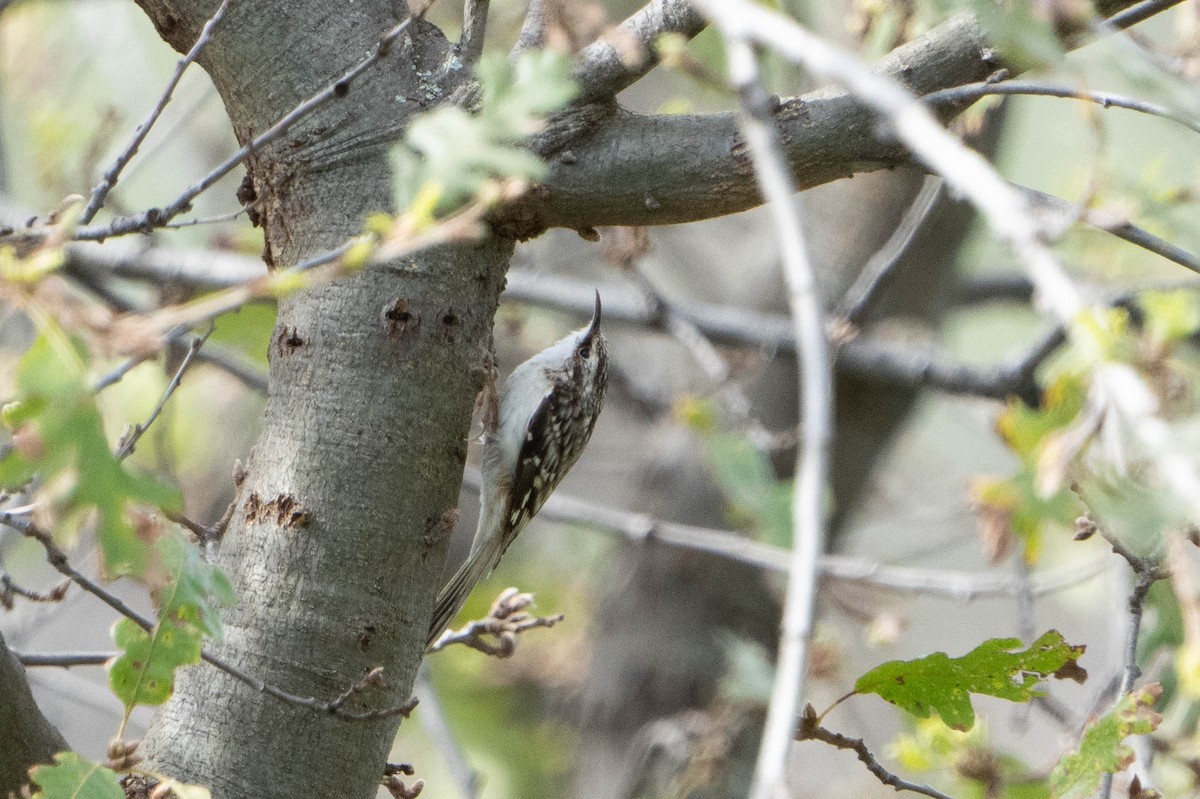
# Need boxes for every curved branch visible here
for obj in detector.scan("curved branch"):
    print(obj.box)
[507,1,1176,237]
[572,0,707,103]
[925,78,1200,137]
[505,13,993,236]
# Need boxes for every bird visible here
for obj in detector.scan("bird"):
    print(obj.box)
[427,291,609,647]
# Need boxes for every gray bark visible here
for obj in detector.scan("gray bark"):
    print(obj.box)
[129,2,508,798]
[0,634,69,795]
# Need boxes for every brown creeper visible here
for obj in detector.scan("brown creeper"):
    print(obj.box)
[427,292,609,646]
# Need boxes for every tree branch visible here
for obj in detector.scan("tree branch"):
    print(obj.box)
[68,5,432,242]
[507,0,1175,237]
[924,77,1200,138]
[502,269,1055,401]
[512,0,546,53]
[114,327,213,460]
[458,0,489,67]
[702,17,833,798]
[511,474,1113,599]
[798,716,958,799]
[572,0,707,103]
[12,650,115,668]
[79,0,233,224]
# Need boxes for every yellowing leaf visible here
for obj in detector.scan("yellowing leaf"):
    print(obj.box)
[1051,685,1162,799]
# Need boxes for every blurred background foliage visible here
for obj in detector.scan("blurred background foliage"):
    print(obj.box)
[2,0,1200,797]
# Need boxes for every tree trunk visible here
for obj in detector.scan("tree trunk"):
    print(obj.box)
[0,634,69,795]
[129,3,509,797]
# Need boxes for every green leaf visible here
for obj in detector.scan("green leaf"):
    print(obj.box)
[29,752,124,799]
[108,615,202,709]
[1050,685,1162,799]
[705,433,792,545]
[156,530,236,640]
[105,530,234,710]
[854,631,1087,731]
[394,48,577,213]
[0,331,181,576]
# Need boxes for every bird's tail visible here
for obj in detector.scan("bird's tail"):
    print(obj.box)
[425,499,505,648]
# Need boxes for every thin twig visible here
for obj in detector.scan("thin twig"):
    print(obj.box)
[474,471,1114,598]
[836,176,943,325]
[502,270,1055,402]
[798,716,958,799]
[79,0,234,224]
[1079,515,1169,799]
[115,326,214,460]
[93,354,150,393]
[426,588,563,656]
[71,4,432,242]
[12,649,115,668]
[1018,184,1200,276]
[1106,0,1190,29]
[571,0,708,103]
[0,511,417,722]
[162,202,257,229]
[1,573,69,609]
[703,20,833,799]
[924,78,1200,138]
[191,344,269,393]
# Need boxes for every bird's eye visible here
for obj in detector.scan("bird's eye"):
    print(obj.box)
[579,343,592,359]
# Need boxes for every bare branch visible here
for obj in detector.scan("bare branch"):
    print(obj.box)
[68,5,433,242]
[459,0,490,67]
[1018,185,1200,276]
[798,714,958,799]
[426,587,563,656]
[1105,0,1190,29]
[115,327,213,460]
[0,573,68,610]
[836,176,944,325]
[192,344,269,393]
[12,650,115,668]
[503,268,1055,401]
[508,13,992,236]
[924,78,1200,138]
[703,20,833,798]
[508,475,1115,599]
[572,0,707,103]
[79,0,232,224]
[513,0,547,53]
[511,0,1179,237]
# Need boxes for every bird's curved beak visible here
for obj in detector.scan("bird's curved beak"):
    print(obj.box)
[583,290,602,341]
